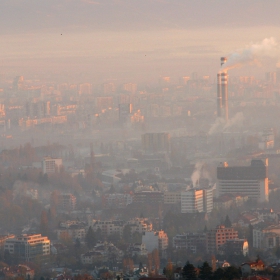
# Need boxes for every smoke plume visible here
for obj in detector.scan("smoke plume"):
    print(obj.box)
[209,112,244,135]
[222,37,278,71]
[191,162,204,188]
[191,162,212,188]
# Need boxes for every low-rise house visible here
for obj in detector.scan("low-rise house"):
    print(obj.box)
[127,243,148,257]
[55,221,87,241]
[241,260,265,276]
[0,265,35,280]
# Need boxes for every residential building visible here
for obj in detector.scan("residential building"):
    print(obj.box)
[217,159,269,202]
[173,233,206,254]
[57,193,76,211]
[206,225,238,254]
[134,191,164,204]
[127,243,148,257]
[218,239,249,256]
[4,234,50,262]
[42,157,63,174]
[126,218,153,234]
[141,132,170,153]
[253,224,280,249]
[55,221,87,241]
[164,191,181,205]
[91,220,125,237]
[241,260,265,276]
[102,193,133,209]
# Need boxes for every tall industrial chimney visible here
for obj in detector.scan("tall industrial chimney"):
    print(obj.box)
[217,57,228,121]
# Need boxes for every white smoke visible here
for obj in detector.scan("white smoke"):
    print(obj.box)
[209,112,244,135]
[222,37,278,71]
[191,162,212,188]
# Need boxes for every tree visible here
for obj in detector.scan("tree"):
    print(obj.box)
[182,261,197,280]
[165,259,174,279]
[152,249,160,275]
[85,226,96,248]
[212,268,224,280]
[199,262,212,280]
[224,215,232,228]
[223,266,241,280]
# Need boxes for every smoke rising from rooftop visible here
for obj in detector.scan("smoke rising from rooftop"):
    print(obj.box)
[222,37,278,71]
[209,112,244,135]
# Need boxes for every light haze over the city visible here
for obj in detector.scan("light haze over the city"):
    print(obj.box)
[1,0,280,82]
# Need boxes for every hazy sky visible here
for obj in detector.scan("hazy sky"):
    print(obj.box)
[1,0,280,83]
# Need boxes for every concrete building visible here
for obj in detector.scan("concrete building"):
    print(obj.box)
[203,187,214,213]
[181,189,204,213]
[4,234,50,262]
[56,221,87,241]
[173,233,206,254]
[134,191,164,204]
[207,225,238,254]
[141,132,170,153]
[253,225,280,249]
[164,191,181,205]
[217,159,269,202]
[91,220,125,237]
[58,193,76,211]
[218,238,249,256]
[126,218,153,234]
[42,157,63,174]
[142,231,168,257]
[102,193,133,209]
[119,103,132,123]
[181,187,213,214]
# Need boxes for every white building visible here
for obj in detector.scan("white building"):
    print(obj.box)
[203,187,214,213]
[181,189,204,213]
[42,157,62,174]
[4,234,50,262]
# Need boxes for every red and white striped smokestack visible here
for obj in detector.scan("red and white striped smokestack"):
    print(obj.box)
[217,73,222,118]
[217,57,228,121]
[221,72,228,121]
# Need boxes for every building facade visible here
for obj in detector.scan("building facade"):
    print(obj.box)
[217,159,269,202]
[207,225,238,254]
[4,234,50,262]
[42,157,63,174]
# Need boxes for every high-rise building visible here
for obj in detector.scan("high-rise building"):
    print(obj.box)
[217,159,269,202]
[4,234,50,262]
[181,189,204,213]
[181,187,213,214]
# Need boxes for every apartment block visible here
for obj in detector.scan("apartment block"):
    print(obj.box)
[4,234,50,262]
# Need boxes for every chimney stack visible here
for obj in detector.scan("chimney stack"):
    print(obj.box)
[217,57,228,121]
